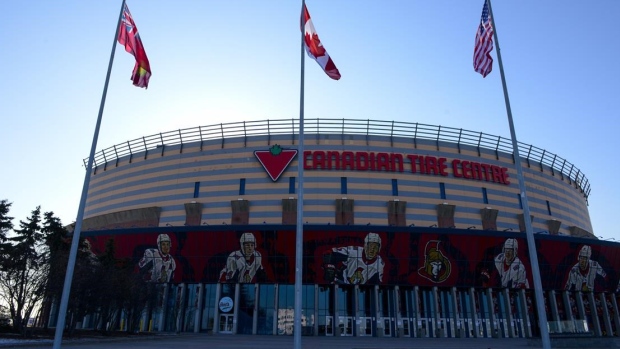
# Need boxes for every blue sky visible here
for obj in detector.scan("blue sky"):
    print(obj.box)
[1,1,618,239]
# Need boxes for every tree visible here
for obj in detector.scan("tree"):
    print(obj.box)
[0,200,14,262]
[40,211,70,329]
[0,206,47,334]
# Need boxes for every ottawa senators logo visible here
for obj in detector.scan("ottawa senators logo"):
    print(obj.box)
[418,240,451,283]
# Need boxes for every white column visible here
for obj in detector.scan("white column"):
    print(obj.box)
[213,283,222,333]
[194,283,203,333]
[599,293,612,337]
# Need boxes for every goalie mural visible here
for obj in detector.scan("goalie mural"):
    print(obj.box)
[138,233,177,283]
[322,232,385,284]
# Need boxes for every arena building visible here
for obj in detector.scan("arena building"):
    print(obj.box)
[61,118,620,340]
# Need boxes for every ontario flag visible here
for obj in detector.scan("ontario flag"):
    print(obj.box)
[473,0,494,78]
[118,3,151,88]
[301,4,341,80]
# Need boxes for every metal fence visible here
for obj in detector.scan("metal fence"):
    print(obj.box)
[85,118,590,198]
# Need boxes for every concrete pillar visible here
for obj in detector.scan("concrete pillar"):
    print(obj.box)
[231,199,249,225]
[548,290,559,332]
[375,285,383,337]
[281,198,297,225]
[194,283,203,333]
[273,284,279,336]
[451,287,464,338]
[314,284,319,336]
[432,287,442,338]
[599,293,613,337]
[587,291,602,336]
[575,291,586,320]
[547,219,562,235]
[184,202,203,226]
[518,289,532,338]
[469,287,480,338]
[252,285,259,335]
[387,200,407,227]
[213,284,221,333]
[480,208,499,231]
[436,203,456,228]
[158,285,169,332]
[175,284,186,333]
[354,284,360,337]
[233,283,240,334]
[335,199,354,225]
[413,286,421,338]
[562,291,574,323]
[486,289,498,338]
[502,289,515,337]
[395,285,403,337]
[334,284,341,336]
[569,226,593,238]
[610,295,620,337]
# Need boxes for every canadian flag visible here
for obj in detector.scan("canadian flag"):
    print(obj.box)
[301,4,341,80]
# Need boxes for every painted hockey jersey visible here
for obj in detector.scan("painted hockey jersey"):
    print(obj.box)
[494,254,529,288]
[220,250,264,283]
[332,246,384,284]
[565,260,606,292]
[138,248,176,283]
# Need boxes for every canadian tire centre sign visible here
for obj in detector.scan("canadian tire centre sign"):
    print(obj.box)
[255,145,510,185]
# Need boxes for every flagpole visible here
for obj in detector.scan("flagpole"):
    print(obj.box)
[293,1,306,348]
[52,1,126,348]
[486,1,550,348]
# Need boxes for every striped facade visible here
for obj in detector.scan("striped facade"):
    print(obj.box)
[56,119,620,341]
[83,123,591,237]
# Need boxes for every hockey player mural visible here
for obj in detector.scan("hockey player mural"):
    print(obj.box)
[219,232,267,283]
[565,245,607,292]
[322,232,385,284]
[480,238,529,289]
[138,233,177,283]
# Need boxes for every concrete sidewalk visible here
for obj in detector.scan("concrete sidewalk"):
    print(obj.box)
[3,333,619,349]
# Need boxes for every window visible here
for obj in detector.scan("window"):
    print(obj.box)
[546,200,552,215]
[517,193,523,209]
[439,183,446,200]
[289,177,296,194]
[392,179,398,196]
[341,177,348,195]
[482,187,488,204]
[193,182,200,198]
[239,178,246,195]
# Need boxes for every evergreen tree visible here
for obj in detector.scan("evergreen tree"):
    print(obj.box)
[40,211,70,329]
[0,206,47,334]
[0,200,14,259]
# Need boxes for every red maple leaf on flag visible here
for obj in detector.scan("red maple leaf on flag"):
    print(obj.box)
[305,33,327,57]
[301,4,340,80]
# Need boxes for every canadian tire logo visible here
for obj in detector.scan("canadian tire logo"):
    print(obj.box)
[254,145,298,182]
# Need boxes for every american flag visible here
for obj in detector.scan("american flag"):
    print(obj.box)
[473,0,494,78]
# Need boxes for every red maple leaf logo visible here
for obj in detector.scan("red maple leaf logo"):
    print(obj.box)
[305,33,326,57]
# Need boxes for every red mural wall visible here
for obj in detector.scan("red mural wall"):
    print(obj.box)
[84,229,620,292]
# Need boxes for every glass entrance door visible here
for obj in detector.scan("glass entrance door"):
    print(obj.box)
[219,314,234,334]
[338,316,354,336]
[359,317,373,336]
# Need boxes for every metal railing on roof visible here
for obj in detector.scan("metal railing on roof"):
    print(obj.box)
[84,118,591,199]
